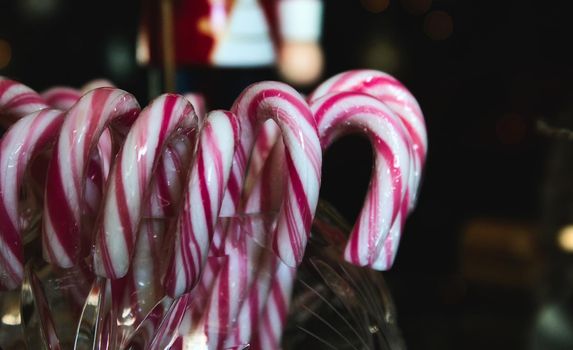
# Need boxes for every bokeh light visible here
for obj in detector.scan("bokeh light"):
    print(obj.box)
[105,36,136,82]
[558,225,573,252]
[0,39,12,70]
[16,0,61,20]
[400,0,432,15]
[361,0,390,14]
[278,42,324,86]
[362,38,401,74]
[424,10,453,40]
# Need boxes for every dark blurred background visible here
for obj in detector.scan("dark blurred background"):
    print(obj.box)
[2,0,573,349]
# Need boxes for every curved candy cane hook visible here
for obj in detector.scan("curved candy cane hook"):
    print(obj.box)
[92,94,198,279]
[225,81,322,267]
[162,109,240,298]
[0,109,65,290]
[1,77,48,128]
[309,69,427,208]
[43,87,141,268]
[310,91,411,269]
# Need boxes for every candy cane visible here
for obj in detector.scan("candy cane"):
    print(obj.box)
[126,141,191,318]
[0,109,65,290]
[43,88,140,268]
[1,77,48,128]
[105,141,193,346]
[116,93,208,323]
[93,94,198,279]
[308,69,426,208]
[38,84,114,224]
[249,261,296,350]
[310,91,411,269]
[225,250,296,350]
[222,81,322,267]
[194,82,320,349]
[41,87,82,111]
[163,110,240,298]
[225,137,292,349]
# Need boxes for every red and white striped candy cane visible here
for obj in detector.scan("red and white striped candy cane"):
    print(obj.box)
[0,109,65,290]
[223,81,322,267]
[93,94,198,279]
[41,87,82,111]
[163,110,240,298]
[226,252,295,350]
[198,81,320,349]
[0,77,48,128]
[249,261,296,350]
[116,93,208,322]
[39,84,114,222]
[310,91,411,269]
[43,88,140,268]
[201,236,251,349]
[124,141,191,320]
[309,69,426,208]
[226,137,293,349]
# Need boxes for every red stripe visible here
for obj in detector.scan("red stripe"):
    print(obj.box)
[197,138,213,231]
[372,135,402,221]
[84,90,113,159]
[365,75,403,90]
[329,71,355,94]
[0,79,16,97]
[215,258,230,347]
[285,152,312,230]
[247,88,314,126]
[157,95,177,148]
[45,149,81,261]
[271,278,288,320]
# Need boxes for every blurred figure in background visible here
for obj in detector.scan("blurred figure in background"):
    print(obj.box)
[137,0,324,107]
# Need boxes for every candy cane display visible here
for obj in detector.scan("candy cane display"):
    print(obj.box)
[0,77,48,128]
[93,94,198,279]
[0,72,427,348]
[308,69,426,208]
[310,91,411,269]
[43,88,141,268]
[0,109,65,290]
[163,110,240,298]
